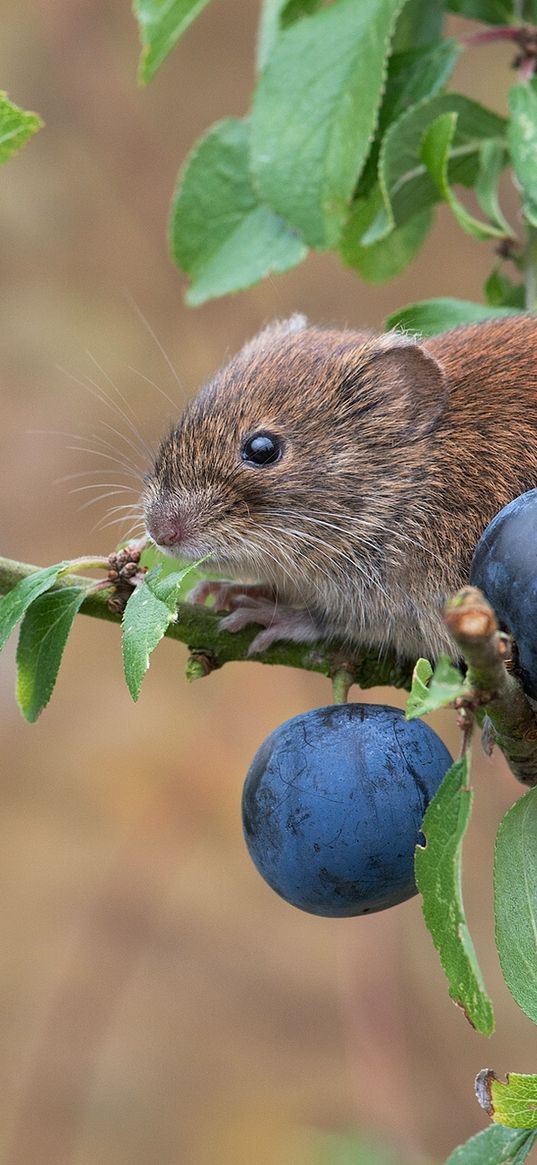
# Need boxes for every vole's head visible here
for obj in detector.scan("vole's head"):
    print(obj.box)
[143,316,446,596]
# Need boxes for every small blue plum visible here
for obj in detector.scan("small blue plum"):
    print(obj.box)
[241,704,452,917]
[470,489,537,698]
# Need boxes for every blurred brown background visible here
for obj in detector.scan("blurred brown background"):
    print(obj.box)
[1,5,535,1164]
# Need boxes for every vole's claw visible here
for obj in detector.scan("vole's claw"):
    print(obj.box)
[219,602,321,655]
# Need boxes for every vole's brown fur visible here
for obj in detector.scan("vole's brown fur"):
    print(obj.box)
[144,314,537,662]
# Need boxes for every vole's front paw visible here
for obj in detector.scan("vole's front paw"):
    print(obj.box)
[188,579,274,612]
[221,601,322,656]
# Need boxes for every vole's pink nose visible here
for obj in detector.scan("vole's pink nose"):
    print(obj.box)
[145,512,186,549]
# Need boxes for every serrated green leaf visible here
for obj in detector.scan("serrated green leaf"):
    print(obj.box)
[0,92,42,165]
[421,112,509,240]
[251,0,406,249]
[476,1072,537,1130]
[15,586,86,722]
[415,753,495,1035]
[133,0,213,83]
[508,82,537,230]
[495,787,537,1023]
[406,655,466,719]
[122,565,196,700]
[340,187,432,281]
[0,562,73,651]
[257,0,322,72]
[385,297,520,335]
[445,1124,537,1165]
[170,118,307,304]
[364,94,506,245]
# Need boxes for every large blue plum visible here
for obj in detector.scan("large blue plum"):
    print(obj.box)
[241,704,452,917]
[470,489,537,698]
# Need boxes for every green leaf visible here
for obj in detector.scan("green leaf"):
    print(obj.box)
[421,112,509,240]
[0,92,42,165]
[476,1072,537,1130]
[474,141,512,235]
[170,118,307,304]
[406,655,466,719]
[133,0,213,83]
[0,562,73,651]
[386,297,521,336]
[257,0,322,72]
[415,753,495,1035]
[495,787,537,1023]
[484,268,525,308]
[391,0,444,52]
[447,0,516,20]
[251,0,407,249]
[364,94,506,245]
[445,1125,537,1165]
[340,189,432,281]
[508,82,537,230]
[15,586,86,722]
[122,565,196,700]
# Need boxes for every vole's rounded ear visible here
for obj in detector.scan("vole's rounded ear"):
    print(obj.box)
[369,333,448,434]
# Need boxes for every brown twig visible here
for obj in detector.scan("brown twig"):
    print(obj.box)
[444,587,537,786]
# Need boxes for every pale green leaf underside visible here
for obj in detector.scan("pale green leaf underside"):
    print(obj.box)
[251,0,406,248]
[0,91,42,165]
[170,118,307,304]
[495,787,537,1023]
[386,297,520,336]
[415,754,494,1035]
[406,655,466,719]
[16,586,86,722]
[133,0,213,83]
[445,1124,537,1165]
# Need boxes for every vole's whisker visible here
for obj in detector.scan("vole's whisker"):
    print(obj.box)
[78,493,139,513]
[70,482,137,495]
[124,292,183,390]
[128,366,179,413]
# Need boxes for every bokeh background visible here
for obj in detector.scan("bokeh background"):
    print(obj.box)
[1,5,535,1164]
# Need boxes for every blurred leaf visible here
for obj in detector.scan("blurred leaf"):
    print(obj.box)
[257,0,322,71]
[391,0,444,52]
[474,141,512,235]
[170,118,307,304]
[386,297,520,335]
[0,561,73,650]
[495,787,537,1023]
[415,753,495,1035]
[364,94,506,244]
[340,190,432,280]
[16,586,86,722]
[445,1125,537,1165]
[133,0,213,83]
[122,564,197,700]
[484,268,525,308]
[421,112,509,239]
[383,39,462,126]
[406,655,465,719]
[476,1072,537,1130]
[0,92,42,164]
[508,82,537,229]
[447,0,516,19]
[251,0,406,249]
[312,1128,400,1165]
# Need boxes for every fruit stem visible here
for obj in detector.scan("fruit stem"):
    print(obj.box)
[331,667,354,705]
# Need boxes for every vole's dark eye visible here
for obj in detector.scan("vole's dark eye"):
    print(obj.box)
[240,431,283,467]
